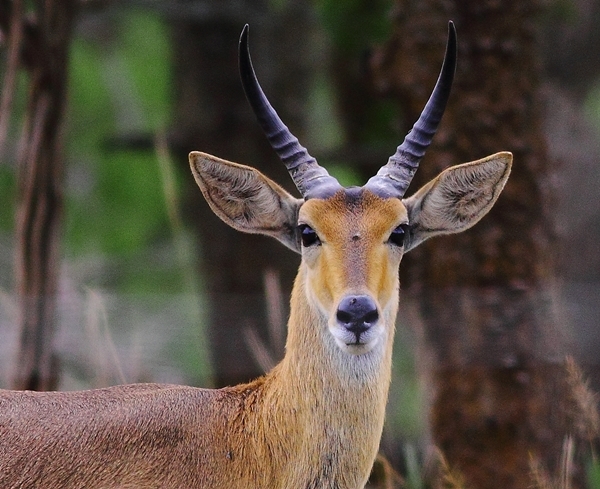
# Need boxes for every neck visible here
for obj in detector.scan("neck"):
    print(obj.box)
[257,266,396,487]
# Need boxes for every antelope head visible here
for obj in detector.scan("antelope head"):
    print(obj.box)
[189,23,512,361]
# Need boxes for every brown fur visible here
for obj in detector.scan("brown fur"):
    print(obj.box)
[0,151,511,488]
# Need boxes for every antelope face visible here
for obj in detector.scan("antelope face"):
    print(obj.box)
[190,21,512,361]
[299,190,408,354]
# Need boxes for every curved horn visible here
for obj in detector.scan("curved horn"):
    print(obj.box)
[239,25,342,199]
[365,21,457,198]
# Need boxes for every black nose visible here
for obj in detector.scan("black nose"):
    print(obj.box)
[336,295,379,339]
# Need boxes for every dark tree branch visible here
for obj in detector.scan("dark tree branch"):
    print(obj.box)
[8,0,78,391]
[0,0,23,156]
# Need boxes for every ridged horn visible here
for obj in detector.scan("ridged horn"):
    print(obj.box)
[239,25,342,199]
[365,21,457,198]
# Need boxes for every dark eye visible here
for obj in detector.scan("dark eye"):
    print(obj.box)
[299,224,320,247]
[388,224,409,247]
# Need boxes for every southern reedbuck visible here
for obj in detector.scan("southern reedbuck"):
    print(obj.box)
[0,23,511,488]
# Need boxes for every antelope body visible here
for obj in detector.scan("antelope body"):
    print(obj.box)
[0,24,512,489]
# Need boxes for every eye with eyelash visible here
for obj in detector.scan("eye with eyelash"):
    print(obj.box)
[388,224,410,247]
[299,224,321,247]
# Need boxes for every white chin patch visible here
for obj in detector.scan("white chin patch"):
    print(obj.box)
[330,327,381,355]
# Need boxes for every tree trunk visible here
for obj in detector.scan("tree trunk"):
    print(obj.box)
[542,0,600,397]
[2,0,77,391]
[370,2,578,488]
[169,2,315,387]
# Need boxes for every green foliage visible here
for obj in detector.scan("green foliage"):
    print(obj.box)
[62,8,212,383]
[585,82,600,132]
[0,71,33,233]
[361,99,400,145]
[65,9,172,265]
[386,323,425,440]
[313,0,401,162]
[544,0,578,24]
[589,458,600,489]
[403,443,424,489]
[307,73,345,153]
[269,0,289,12]
[116,10,171,130]
[326,162,362,187]
[0,166,15,232]
[315,0,394,54]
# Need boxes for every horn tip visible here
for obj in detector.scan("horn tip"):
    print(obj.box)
[448,21,456,36]
[240,24,249,45]
[447,21,457,49]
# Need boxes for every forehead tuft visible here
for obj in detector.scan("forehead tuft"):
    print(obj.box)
[299,188,407,237]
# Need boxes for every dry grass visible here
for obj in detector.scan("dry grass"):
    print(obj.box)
[83,287,128,387]
[565,356,600,442]
[366,453,405,489]
[243,268,286,372]
[424,447,467,489]
[529,356,600,489]
[529,436,575,489]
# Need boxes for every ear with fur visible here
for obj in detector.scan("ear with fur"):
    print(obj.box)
[402,152,512,251]
[189,151,303,253]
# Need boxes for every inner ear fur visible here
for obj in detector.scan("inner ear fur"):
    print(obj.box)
[403,151,512,250]
[189,151,302,252]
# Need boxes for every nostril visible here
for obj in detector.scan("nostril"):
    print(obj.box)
[336,295,379,329]
[336,309,354,325]
[363,309,379,325]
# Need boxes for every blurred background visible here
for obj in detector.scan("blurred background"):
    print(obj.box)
[1,1,600,487]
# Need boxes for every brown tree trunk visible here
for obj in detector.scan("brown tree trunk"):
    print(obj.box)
[542,1,600,397]
[371,2,578,488]
[169,2,315,387]
[1,1,77,391]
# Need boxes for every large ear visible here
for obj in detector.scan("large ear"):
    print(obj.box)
[189,151,303,253]
[402,152,512,251]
